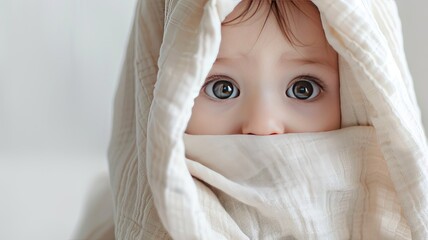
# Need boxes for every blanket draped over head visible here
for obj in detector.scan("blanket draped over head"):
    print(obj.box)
[82,0,428,239]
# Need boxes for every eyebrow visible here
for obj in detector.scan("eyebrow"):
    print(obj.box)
[215,52,248,60]
[281,49,338,68]
[215,54,336,70]
[286,57,329,66]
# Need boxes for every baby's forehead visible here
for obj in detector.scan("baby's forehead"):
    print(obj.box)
[222,0,323,43]
[220,2,332,60]
[216,29,337,71]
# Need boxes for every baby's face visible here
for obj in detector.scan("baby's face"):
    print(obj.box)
[186,2,340,135]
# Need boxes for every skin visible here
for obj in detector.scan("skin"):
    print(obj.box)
[186,1,340,135]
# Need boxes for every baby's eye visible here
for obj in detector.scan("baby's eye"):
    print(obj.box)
[204,79,240,99]
[286,77,321,100]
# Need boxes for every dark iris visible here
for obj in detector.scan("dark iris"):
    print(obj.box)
[292,80,313,100]
[213,80,235,99]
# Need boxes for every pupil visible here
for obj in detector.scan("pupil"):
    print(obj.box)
[293,81,313,99]
[214,81,233,99]
[222,85,232,94]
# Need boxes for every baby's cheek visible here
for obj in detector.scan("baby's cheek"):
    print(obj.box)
[186,100,208,134]
[319,106,341,131]
[186,97,233,135]
[291,101,340,132]
[315,99,341,131]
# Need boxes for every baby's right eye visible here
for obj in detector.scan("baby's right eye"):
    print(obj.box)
[204,78,240,100]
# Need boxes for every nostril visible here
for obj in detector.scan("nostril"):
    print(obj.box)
[245,132,279,136]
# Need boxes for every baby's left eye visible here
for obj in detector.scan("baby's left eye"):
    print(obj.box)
[286,77,322,100]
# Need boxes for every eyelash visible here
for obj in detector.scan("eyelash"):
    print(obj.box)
[204,75,235,85]
[291,74,325,89]
[202,75,240,100]
[202,74,326,99]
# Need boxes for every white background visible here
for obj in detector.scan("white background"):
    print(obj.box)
[0,0,137,239]
[0,1,427,239]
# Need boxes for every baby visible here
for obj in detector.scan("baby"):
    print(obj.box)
[186,0,340,135]
[102,0,423,238]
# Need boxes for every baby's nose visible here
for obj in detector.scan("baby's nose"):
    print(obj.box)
[241,98,286,135]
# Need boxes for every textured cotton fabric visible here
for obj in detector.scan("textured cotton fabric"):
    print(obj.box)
[103,0,428,239]
[184,126,413,239]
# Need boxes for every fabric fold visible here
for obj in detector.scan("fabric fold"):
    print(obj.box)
[184,126,410,239]
[312,1,428,237]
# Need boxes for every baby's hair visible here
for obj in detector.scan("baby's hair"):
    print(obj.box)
[223,0,317,46]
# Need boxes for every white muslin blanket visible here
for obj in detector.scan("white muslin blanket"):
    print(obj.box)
[84,0,428,239]
[184,126,410,239]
